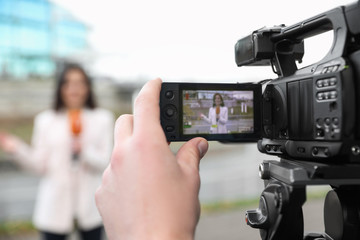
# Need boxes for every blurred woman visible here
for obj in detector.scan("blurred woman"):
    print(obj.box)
[201,93,228,134]
[0,64,114,240]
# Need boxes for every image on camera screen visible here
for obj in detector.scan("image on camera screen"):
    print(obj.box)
[182,90,254,135]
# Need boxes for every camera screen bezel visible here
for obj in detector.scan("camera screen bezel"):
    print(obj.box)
[178,83,262,142]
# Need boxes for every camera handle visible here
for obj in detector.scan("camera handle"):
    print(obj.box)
[246,159,360,240]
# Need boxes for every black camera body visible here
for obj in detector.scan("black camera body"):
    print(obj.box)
[256,53,356,161]
[235,1,360,162]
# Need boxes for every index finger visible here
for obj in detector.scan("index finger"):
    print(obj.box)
[133,78,163,135]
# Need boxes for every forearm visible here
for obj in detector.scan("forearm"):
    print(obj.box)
[81,146,110,172]
[202,115,210,123]
[218,109,228,124]
[13,142,47,175]
[218,116,227,124]
[202,110,212,123]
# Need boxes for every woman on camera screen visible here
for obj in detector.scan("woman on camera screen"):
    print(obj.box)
[201,93,228,134]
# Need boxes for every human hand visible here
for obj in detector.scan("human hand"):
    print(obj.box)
[95,78,209,240]
[0,133,21,154]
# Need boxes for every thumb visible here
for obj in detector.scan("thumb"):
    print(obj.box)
[176,137,208,171]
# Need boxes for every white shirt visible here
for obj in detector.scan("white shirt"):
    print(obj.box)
[202,106,228,134]
[14,108,114,233]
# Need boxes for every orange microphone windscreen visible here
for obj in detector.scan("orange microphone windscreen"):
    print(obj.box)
[69,110,82,136]
[216,106,220,115]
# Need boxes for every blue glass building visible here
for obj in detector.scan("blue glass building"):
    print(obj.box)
[0,0,89,80]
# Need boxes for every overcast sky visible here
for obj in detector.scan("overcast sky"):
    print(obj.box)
[52,0,355,83]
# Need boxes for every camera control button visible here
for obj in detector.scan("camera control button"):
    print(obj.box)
[317,92,324,100]
[163,105,177,119]
[324,118,331,126]
[165,126,175,132]
[165,91,174,99]
[329,77,337,86]
[316,128,324,137]
[316,80,323,88]
[323,79,329,87]
[324,92,330,100]
[316,118,323,127]
[265,145,271,152]
[165,108,175,117]
[324,148,330,156]
[297,147,305,153]
[312,147,319,155]
[330,91,337,99]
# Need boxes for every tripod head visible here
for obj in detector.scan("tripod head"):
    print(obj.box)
[246,159,360,240]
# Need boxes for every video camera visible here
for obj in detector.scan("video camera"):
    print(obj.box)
[235,2,360,163]
[160,1,360,239]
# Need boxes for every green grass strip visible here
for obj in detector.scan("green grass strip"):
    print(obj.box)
[0,221,36,235]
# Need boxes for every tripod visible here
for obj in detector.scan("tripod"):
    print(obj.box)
[245,159,360,240]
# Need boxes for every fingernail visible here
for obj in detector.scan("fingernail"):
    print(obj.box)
[197,139,208,158]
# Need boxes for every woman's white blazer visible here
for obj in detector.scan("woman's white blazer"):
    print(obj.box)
[203,106,228,133]
[14,108,114,234]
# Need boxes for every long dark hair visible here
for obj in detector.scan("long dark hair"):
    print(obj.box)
[53,63,97,111]
[212,93,224,107]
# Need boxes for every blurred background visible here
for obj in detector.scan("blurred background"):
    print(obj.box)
[0,0,354,239]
